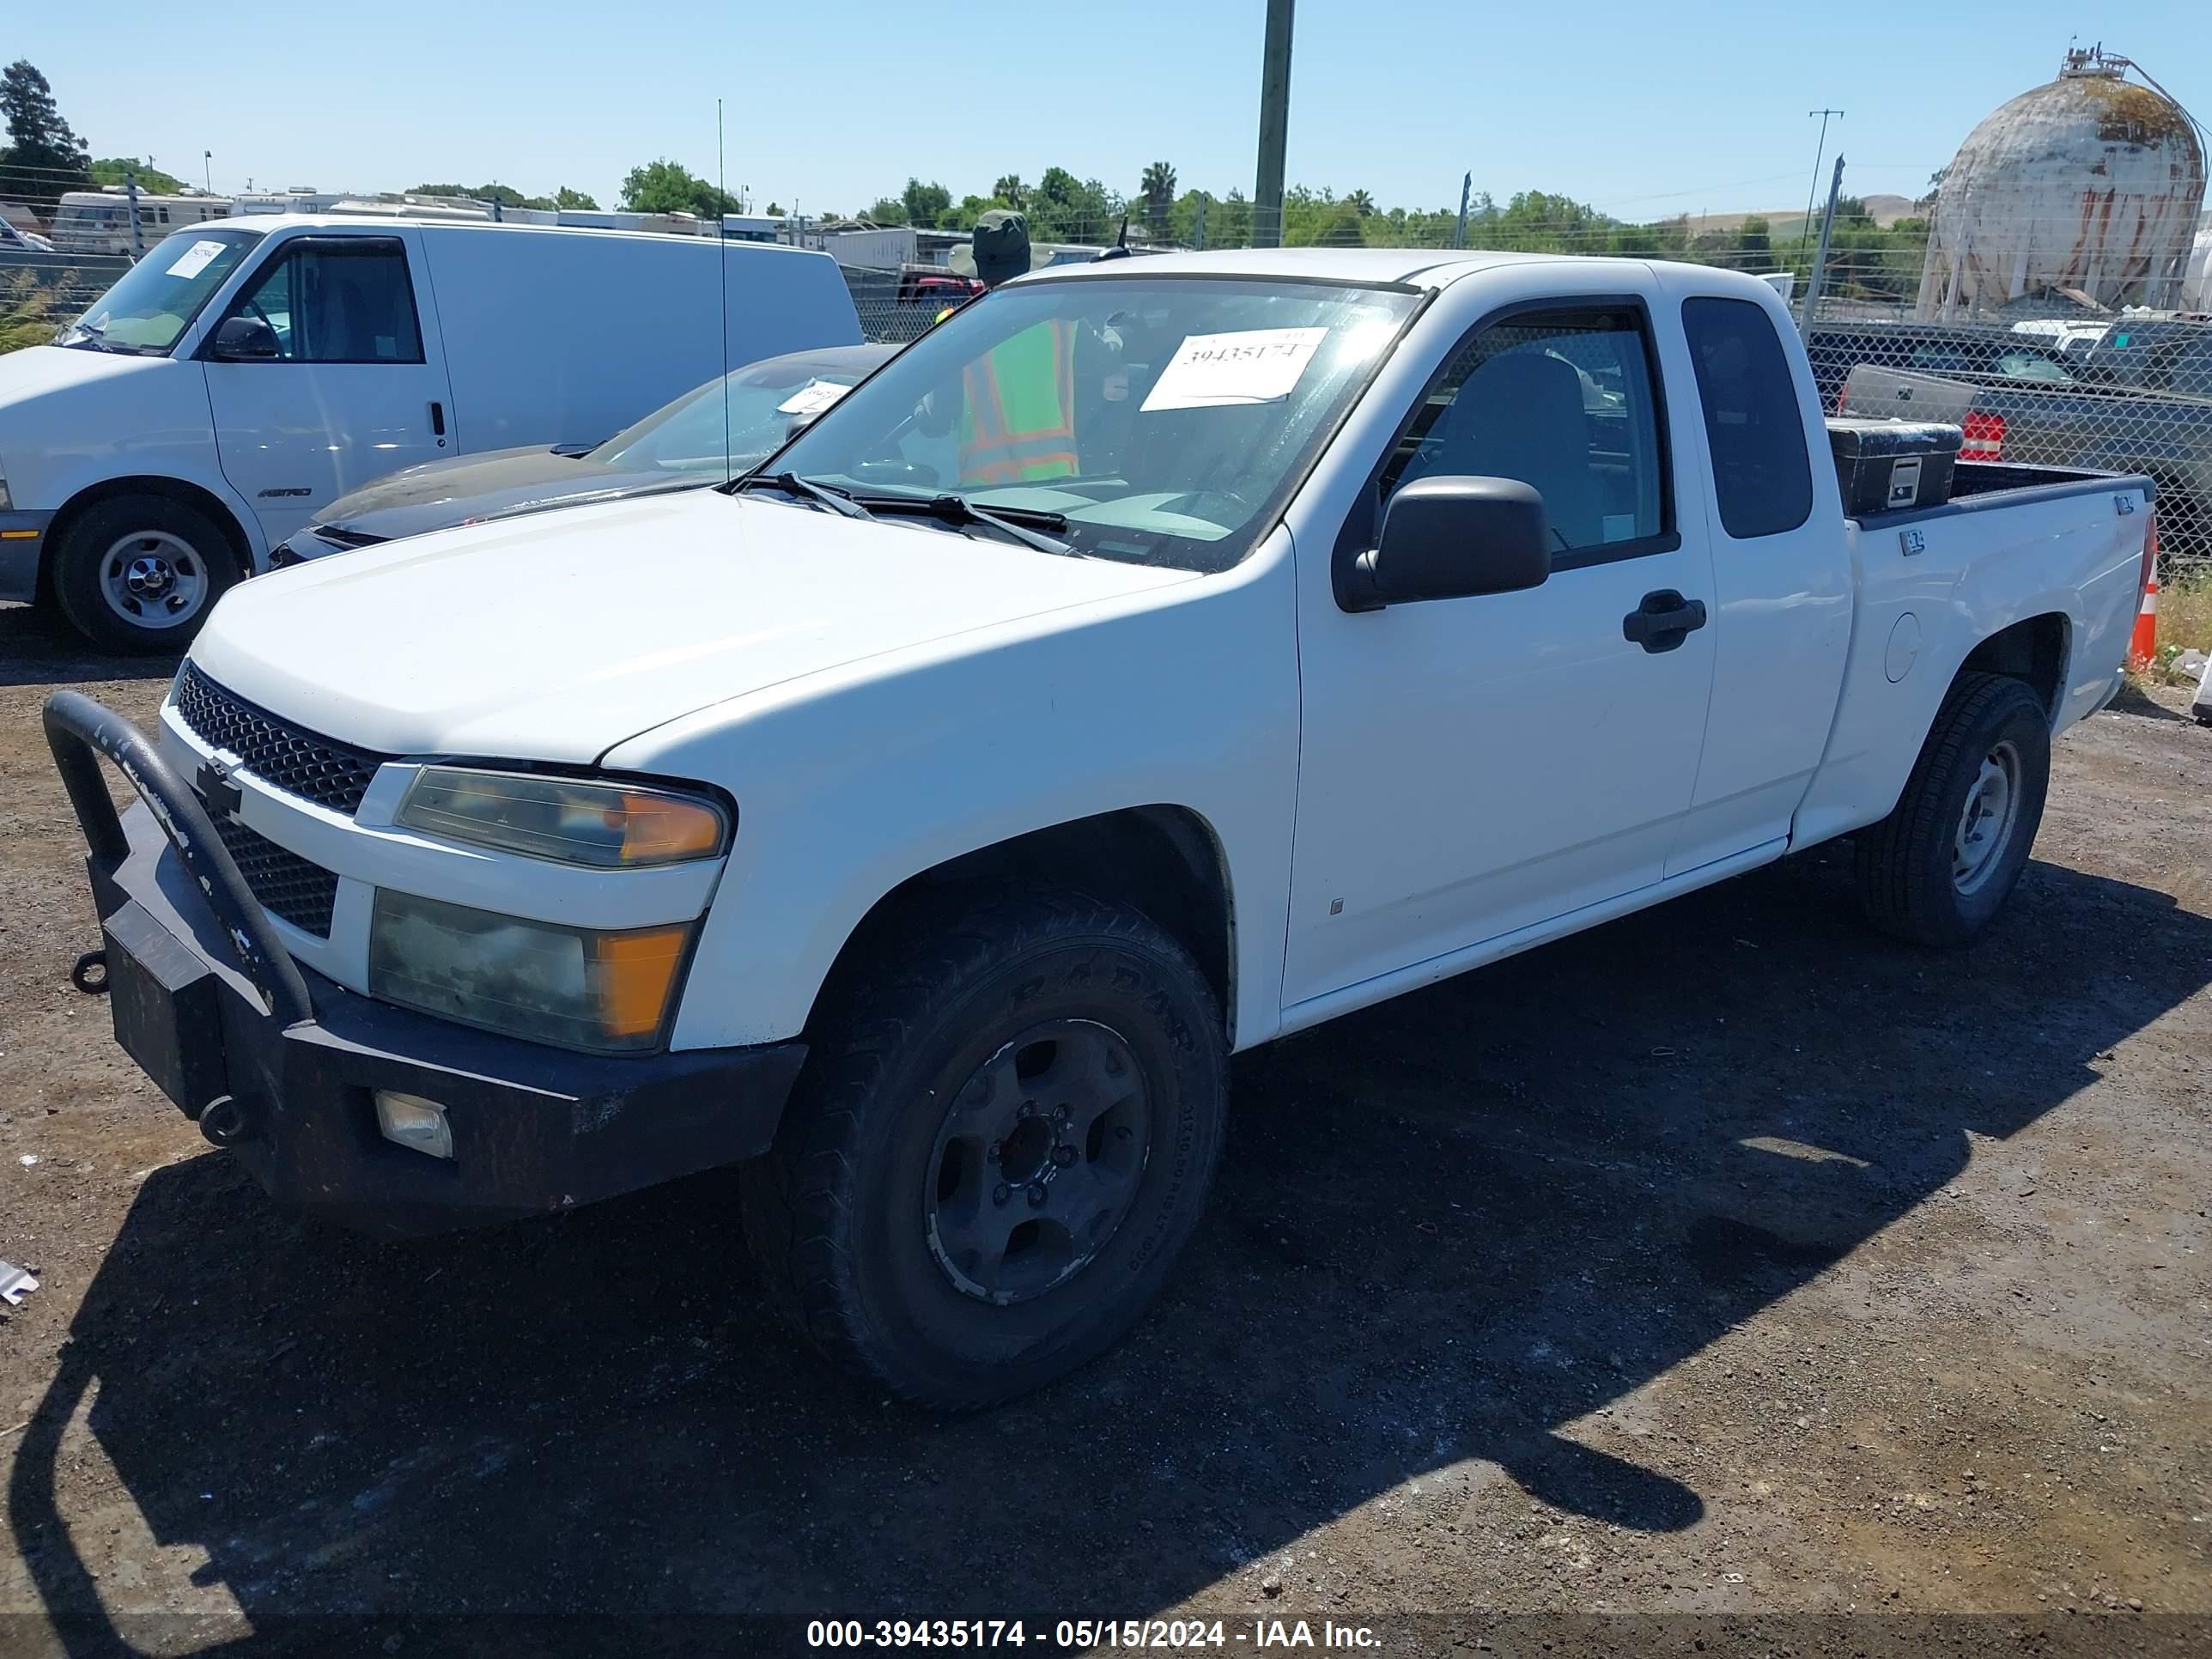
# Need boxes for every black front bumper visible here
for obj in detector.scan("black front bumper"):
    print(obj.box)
[44,691,806,1238]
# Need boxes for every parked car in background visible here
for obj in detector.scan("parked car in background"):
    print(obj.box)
[52,189,234,255]
[51,250,2151,1407]
[1802,319,2072,410]
[269,343,896,564]
[0,216,861,648]
[0,219,55,252]
[1841,338,2212,555]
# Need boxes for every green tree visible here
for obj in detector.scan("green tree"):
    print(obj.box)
[865,196,908,226]
[1735,214,1773,267]
[901,179,951,228]
[992,174,1027,210]
[553,185,599,211]
[0,60,91,209]
[1346,188,1376,219]
[91,156,186,194]
[1139,161,1176,238]
[763,200,782,216]
[1028,167,1120,244]
[620,158,738,219]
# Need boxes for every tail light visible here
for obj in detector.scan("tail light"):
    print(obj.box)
[1960,410,2005,459]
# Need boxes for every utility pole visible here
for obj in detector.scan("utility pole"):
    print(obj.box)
[1798,155,1845,333]
[1452,171,1472,249]
[1252,0,1294,248]
[124,170,143,258]
[203,149,213,194]
[1801,109,1842,250]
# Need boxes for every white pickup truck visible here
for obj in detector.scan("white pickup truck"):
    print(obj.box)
[48,248,2154,1408]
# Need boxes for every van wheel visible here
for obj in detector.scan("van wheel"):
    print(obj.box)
[741,888,1227,1409]
[53,495,240,653]
[1856,672,2051,946]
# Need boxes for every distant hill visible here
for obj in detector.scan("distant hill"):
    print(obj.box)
[1673,193,1919,236]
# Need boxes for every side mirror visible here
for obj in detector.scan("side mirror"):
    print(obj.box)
[210,314,279,361]
[1344,476,1552,611]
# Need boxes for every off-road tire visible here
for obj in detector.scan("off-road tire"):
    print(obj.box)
[1856,672,2051,946]
[740,887,1227,1409]
[53,495,240,653]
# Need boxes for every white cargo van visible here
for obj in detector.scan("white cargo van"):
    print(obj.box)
[0,216,863,647]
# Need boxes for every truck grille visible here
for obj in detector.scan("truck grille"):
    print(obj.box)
[209,813,339,939]
[173,662,389,815]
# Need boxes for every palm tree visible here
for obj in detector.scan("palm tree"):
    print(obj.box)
[993,174,1027,210]
[1347,188,1376,218]
[1140,161,1177,236]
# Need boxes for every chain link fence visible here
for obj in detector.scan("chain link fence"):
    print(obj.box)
[9,176,2206,578]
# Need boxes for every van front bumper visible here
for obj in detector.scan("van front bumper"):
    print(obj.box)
[0,511,52,604]
[43,690,806,1238]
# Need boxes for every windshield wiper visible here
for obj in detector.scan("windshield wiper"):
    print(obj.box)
[849,493,1072,556]
[56,320,142,355]
[728,471,875,520]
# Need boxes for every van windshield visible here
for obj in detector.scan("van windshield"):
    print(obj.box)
[57,226,265,355]
[757,276,1421,574]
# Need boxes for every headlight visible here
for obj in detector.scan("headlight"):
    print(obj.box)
[369,890,692,1053]
[396,768,729,868]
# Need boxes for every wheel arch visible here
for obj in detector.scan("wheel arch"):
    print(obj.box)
[1955,610,2070,721]
[807,804,1237,1044]
[38,474,257,606]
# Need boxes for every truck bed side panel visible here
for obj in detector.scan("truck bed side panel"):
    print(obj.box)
[1791,477,2148,851]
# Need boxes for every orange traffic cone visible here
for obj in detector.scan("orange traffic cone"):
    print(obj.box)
[2129,572,2160,670]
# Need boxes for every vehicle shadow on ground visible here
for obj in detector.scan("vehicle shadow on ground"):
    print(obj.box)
[0,607,177,690]
[12,846,2209,1651]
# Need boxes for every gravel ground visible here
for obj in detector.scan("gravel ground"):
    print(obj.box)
[0,603,2207,1658]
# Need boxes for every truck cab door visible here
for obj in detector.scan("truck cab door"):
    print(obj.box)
[203,230,453,548]
[1282,281,1721,1012]
[1658,285,1854,875]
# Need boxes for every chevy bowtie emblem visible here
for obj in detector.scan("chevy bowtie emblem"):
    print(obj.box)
[197,761,242,820]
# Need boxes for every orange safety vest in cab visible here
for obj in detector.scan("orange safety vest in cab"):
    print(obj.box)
[957,319,1079,486]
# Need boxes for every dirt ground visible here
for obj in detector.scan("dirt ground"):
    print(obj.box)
[0,600,2207,1658]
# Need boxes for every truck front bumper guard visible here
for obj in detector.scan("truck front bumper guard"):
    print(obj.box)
[43,690,805,1237]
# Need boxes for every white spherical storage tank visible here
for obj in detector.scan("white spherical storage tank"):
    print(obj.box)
[1917,48,2206,319]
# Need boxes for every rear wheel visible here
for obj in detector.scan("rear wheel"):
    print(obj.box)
[1855,672,2051,945]
[53,495,240,653]
[740,888,1227,1408]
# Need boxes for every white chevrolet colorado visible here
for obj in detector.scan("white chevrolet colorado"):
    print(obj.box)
[48,249,2155,1407]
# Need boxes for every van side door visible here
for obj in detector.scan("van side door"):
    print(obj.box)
[201,229,454,547]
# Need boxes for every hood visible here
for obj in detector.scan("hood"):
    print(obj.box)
[0,343,167,414]
[308,447,700,544]
[191,488,1194,763]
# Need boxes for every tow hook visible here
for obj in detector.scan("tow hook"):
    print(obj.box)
[198,1096,259,1148]
[70,951,108,995]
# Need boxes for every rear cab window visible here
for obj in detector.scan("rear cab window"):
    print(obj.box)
[1681,296,1814,539]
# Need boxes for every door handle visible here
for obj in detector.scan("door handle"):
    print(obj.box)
[428,400,446,437]
[1622,589,1708,654]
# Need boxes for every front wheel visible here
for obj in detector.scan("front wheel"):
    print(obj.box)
[741,888,1227,1408]
[1856,672,2051,945]
[52,495,241,653]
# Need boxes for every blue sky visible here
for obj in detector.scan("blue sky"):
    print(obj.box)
[10,2,2200,222]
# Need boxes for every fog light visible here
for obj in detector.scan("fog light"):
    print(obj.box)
[374,1090,453,1159]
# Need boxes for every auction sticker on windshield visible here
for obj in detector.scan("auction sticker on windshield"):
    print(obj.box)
[165,240,228,280]
[777,380,848,417]
[1141,326,1328,411]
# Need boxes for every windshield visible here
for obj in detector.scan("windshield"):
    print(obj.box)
[593,356,881,476]
[56,226,264,354]
[762,276,1421,573]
